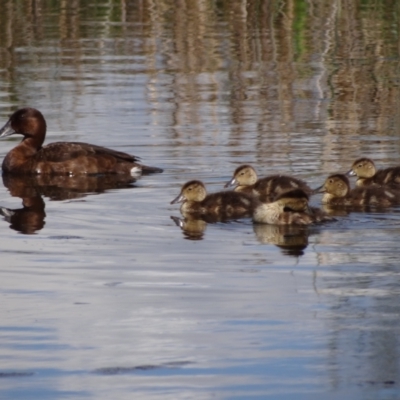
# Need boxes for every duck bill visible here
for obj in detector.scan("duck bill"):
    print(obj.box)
[224,177,237,188]
[311,185,325,194]
[170,193,185,205]
[346,169,356,177]
[0,119,16,138]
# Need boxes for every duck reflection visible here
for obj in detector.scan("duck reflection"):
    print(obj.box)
[253,223,310,256]
[1,174,137,234]
[171,215,207,240]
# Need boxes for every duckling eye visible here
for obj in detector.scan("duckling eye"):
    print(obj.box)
[328,179,333,183]
[358,164,362,168]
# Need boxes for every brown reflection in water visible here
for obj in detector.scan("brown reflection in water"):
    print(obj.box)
[0,189,45,234]
[170,215,207,241]
[1,174,137,234]
[253,223,309,257]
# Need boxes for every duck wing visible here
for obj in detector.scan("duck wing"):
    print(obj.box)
[38,142,139,163]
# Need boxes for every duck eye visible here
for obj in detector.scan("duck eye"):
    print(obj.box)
[329,179,333,183]
[358,164,362,168]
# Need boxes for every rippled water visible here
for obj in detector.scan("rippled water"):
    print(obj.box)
[0,1,400,399]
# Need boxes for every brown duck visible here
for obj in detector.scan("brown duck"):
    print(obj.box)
[225,164,312,202]
[316,173,400,207]
[347,157,400,187]
[171,180,257,220]
[252,188,334,225]
[0,107,163,176]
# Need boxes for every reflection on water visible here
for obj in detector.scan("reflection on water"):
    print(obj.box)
[170,215,207,240]
[253,223,310,257]
[0,174,136,234]
[0,0,400,399]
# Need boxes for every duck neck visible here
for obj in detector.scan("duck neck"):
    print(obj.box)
[22,134,44,151]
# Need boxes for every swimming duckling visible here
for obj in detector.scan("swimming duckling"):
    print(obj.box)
[225,164,312,202]
[171,180,257,220]
[0,107,163,176]
[252,189,333,225]
[347,157,400,187]
[316,174,400,207]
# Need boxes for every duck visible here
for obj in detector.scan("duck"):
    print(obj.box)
[347,157,400,187]
[225,164,312,202]
[252,188,334,225]
[0,107,163,176]
[316,173,400,207]
[170,180,258,220]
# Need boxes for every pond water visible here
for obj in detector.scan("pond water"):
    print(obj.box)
[0,1,400,399]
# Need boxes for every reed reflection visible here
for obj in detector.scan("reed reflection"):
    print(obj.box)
[1,174,137,234]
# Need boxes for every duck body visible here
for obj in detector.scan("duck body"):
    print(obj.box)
[347,157,400,187]
[0,108,163,176]
[318,174,400,207]
[225,164,312,202]
[252,189,334,225]
[171,180,257,220]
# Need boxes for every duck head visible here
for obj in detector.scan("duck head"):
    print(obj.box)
[171,180,207,204]
[346,158,376,178]
[273,189,310,212]
[0,108,47,149]
[315,174,350,197]
[225,164,258,188]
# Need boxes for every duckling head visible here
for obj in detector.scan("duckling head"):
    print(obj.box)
[225,165,258,188]
[316,174,350,198]
[171,180,207,204]
[347,157,376,178]
[273,189,310,212]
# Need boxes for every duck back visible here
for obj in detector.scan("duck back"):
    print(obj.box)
[253,175,312,202]
[183,191,257,220]
[327,186,400,207]
[358,167,400,187]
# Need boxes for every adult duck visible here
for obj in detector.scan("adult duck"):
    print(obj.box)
[0,107,163,175]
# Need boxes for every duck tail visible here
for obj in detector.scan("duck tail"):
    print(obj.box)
[140,163,164,174]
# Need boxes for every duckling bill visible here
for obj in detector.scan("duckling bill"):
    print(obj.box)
[0,107,163,176]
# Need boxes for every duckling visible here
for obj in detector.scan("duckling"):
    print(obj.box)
[225,164,312,202]
[171,180,257,220]
[316,174,400,207]
[252,189,334,225]
[347,157,400,187]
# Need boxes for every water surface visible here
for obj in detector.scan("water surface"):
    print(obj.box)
[0,1,400,399]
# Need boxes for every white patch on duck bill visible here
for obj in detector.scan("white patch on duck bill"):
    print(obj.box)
[130,166,142,177]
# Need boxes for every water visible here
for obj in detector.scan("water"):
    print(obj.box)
[0,1,400,399]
